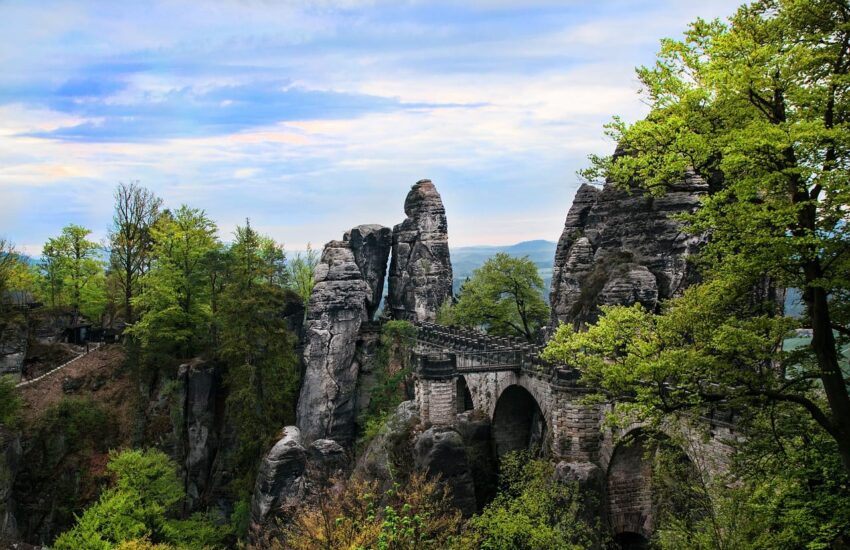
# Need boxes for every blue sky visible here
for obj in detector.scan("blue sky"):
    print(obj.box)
[0,0,743,255]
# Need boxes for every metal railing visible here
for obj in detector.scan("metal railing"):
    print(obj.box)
[413,321,581,385]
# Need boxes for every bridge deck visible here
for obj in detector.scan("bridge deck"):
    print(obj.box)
[413,322,581,385]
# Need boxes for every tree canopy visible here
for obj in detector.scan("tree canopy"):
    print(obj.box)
[565,0,850,475]
[440,253,549,342]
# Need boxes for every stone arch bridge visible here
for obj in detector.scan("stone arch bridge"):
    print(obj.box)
[412,321,734,543]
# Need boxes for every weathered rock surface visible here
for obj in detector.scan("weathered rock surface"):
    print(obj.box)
[413,426,477,516]
[176,359,221,512]
[296,239,372,446]
[388,180,453,322]
[250,426,306,530]
[0,429,21,541]
[0,316,27,380]
[355,400,419,482]
[344,225,392,319]
[555,461,605,543]
[454,412,497,509]
[550,173,708,329]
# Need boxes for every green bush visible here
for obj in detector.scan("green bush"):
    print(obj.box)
[356,320,416,450]
[456,452,597,550]
[53,449,228,550]
[0,375,21,429]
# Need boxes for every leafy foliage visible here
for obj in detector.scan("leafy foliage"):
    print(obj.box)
[128,206,219,362]
[357,321,416,449]
[576,0,850,474]
[286,243,319,306]
[654,409,850,549]
[218,221,300,497]
[0,376,21,429]
[53,449,228,550]
[108,181,162,324]
[279,472,462,550]
[37,224,106,319]
[441,253,548,342]
[456,451,598,550]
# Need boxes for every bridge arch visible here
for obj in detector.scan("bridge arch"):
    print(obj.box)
[456,376,474,413]
[491,384,547,457]
[605,427,705,545]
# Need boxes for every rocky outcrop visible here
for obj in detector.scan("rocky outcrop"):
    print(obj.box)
[0,429,21,542]
[355,400,419,482]
[0,315,27,380]
[249,427,347,534]
[550,172,708,329]
[250,427,307,530]
[413,426,477,516]
[454,412,497,509]
[388,180,453,322]
[295,238,373,446]
[344,225,392,319]
[176,359,221,512]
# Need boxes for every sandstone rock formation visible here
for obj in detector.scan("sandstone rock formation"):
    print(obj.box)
[0,316,27,380]
[176,359,221,512]
[550,173,708,329]
[0,429,21,541]
[355,400,419,482]
[344,225,392,319]
[296,228,390,446]
[250,426,306,530]
[388,180,453,322]
[249,427,347,534]
[413,425,477,516]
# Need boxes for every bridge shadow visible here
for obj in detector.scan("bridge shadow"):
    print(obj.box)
[492,384,546,457]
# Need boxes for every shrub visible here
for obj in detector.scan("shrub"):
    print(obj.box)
[279,472,462,550]
[455,451,597,550]
[53,448,228,549]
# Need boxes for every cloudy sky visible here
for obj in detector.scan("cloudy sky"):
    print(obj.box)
[1,0,743,255]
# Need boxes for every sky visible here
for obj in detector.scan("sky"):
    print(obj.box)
[0,0,744,255]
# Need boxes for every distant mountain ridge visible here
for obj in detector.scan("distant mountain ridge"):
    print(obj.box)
[450,240,557,298]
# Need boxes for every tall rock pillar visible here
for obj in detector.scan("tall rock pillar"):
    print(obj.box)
[388,179,453,322]
[296,226,391,446]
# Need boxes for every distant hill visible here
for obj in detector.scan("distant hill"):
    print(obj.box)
[450,240,557,298]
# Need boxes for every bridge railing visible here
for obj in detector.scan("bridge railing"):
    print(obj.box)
[413,321,583,386]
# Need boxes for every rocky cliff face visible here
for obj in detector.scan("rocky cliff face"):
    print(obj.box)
[345,225,393,320]
[388,180,453,323]
[296,228,391,446]
[0,429,21,542]
[550,174,708,329]
[175,359,221,512]
[249,426,345,535]
[0,315,27,380]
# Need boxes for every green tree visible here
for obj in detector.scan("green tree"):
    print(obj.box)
[59,224,102,319]
[286,243,319,306]
[53,449,227,550]
[108,181,162,324]
[39,225,104,318]
[40,238,66,308]
[129,206,219,360]
[217,221,300,497]
[0,376,21,429]
[443,253,548,342]
[574,0,850,475]
[0,238,23,304]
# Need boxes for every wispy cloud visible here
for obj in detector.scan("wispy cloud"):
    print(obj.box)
[0,0,743,252]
